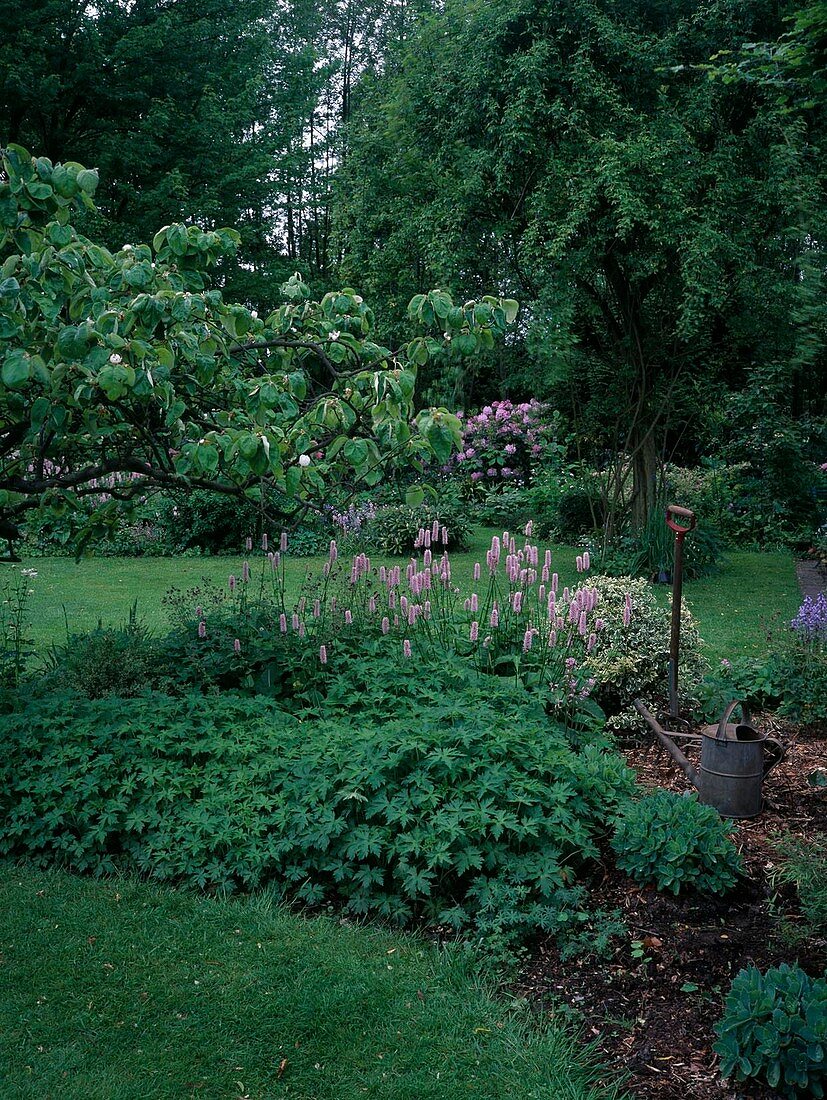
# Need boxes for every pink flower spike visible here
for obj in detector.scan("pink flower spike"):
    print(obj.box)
[623,605,631,627]
[473,562,481,581]
[548,629,557,648]
[432,519,440,541]
[525,520,534,536]
[551,572,559,593]
[369,595,377,613]
[408,605,416,626]
[242,560,250,583]
[490,605,499,628]
[292,613,300,631]
[424,529,431,548]
[583,550,591,571]
[233,638,241,653]
[578,611,588,636]
[198,621,206,638]
[345,609,353,624]
[470,621,479,642]
[403,639,412,658]
[228,575,237,592]
[313,599,321,618]
[587,632,597,652]
[441,526,448,545]
[523,629,533,652]
[280,531,288,552]
[320,645,327,664]
[262,533,269,552]
[512,591,523,614]
[595,618,606,631]
[272,552,280,570]
[470,593,478,613]
[279,614,287,633]
[329,540,338,562]
[381,616,390,635]
[245,537,252,551]
[423,548,432,568]
[298,622,306,639]
[576,554,584,572]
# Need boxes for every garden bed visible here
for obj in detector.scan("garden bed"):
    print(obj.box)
[516,717,827,1100]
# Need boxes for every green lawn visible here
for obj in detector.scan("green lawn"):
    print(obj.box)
[14,534,800,662]
[0,866,626,1100]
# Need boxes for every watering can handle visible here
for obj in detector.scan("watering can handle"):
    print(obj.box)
[762,737,786,776]
[666,504,697,535]
[716,700,752,740]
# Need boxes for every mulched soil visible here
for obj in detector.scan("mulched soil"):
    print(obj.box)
[514,714,827,1100]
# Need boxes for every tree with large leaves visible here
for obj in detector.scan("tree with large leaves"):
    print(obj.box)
[0,145,514,553]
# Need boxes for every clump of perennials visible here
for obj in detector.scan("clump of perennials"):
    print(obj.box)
[190,521,637,715]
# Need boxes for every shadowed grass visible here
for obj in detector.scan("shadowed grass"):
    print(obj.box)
[0,865,627,1100]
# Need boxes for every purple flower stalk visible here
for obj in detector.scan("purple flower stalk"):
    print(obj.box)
[233,638,241,653]
[381,616,390,635]
[245,537,253,551]
[228,575,237,592]
[345,609,353,625]
[280,531,288,552]
[403,639,412,658]
[242,561,250,583]
[262,533,269,551]
[198,621,206,638]
[470,621,479,642]
[280,614,287,633]
[791,593,827,640]
[320,645,328,664]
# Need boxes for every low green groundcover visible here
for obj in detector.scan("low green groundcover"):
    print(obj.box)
[0,674,636,947]
[0,866,629,1100]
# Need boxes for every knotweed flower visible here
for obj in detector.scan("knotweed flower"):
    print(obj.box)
[525,520,534,536]
[298,621,306,638]
[198,621,206,638]
[345,609,353,625]
[242,561,250,583]
[512,591,523,614]
[474,562,481,581]
[280,613,287,633]
[320,645,328,664]
[233,638,241,653]
[490,604,499,628]
[369,595,377,613]
[245,537,253,551]
[262,533,269,551]
[403,639,412,658]
[313,599,321,618]
[292,613,300,631]
[228,575,237,592]
[470,621,479,642]
[280,531,288,552]
[381,616,390,635]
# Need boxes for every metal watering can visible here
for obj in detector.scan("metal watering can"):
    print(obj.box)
[634,504,786,818]
[635,699,785,818]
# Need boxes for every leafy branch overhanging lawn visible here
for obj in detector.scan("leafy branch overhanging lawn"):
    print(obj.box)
[0,866,629,1100]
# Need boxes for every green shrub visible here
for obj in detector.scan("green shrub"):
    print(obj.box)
[713,963,827,1097]
[611,789,744,895]
[555,483,604,540]
[770,834,827,944]
[583,575,707,730]
[0,673,637,951]
[42,604,158,697]
[363,504,471,554]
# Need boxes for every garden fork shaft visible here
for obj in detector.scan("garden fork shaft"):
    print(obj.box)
[665,504,696,719]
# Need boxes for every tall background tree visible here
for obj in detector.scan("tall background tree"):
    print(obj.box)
[335,0,826,526]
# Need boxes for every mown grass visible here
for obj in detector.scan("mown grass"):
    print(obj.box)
[14,534,799,662]
[0,865,626,1100]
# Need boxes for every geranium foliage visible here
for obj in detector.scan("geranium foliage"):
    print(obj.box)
[0,145,514,551]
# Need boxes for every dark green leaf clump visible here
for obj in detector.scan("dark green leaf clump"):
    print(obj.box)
[611,789,743,895]
[713,963,827,1097]
[0,680,636,949]
[364,504,471,555]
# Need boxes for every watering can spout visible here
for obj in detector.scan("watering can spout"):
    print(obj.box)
[633,700,700,788]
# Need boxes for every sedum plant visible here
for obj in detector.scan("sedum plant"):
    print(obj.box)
[611,789,744,895]
[713,963,827,1097]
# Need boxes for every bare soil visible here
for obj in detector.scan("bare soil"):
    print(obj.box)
[515,715,827,1100]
